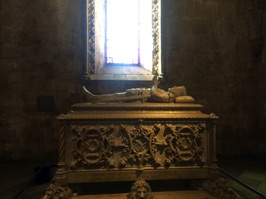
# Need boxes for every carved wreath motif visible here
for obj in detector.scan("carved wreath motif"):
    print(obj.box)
[70,125,114,169]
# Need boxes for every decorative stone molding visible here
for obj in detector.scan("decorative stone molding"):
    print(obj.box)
[152,0,160,76]
[87,0,95,74]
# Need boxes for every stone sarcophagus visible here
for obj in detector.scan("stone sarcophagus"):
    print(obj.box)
[50,102,218,198]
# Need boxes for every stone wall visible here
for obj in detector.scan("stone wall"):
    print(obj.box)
[0,0,83,160]
[0,0,265,161]
[161,0,266,156]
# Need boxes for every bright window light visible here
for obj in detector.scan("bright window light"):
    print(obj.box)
[105,0,152,67]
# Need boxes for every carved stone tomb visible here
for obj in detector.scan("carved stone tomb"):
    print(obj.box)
[45,102,218,198]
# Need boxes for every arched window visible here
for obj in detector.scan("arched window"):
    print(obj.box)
[83,0,161,81]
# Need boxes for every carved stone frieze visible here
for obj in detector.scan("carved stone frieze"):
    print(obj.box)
[69,122,206,170]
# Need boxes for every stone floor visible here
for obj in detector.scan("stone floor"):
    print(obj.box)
[0,155,265,199]
[218,155,266,198]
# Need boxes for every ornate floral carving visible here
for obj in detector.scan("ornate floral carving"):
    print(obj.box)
[111,125,131,168]
[127,180,153,199]
[70,125,133,169]
[121,123,153,168]
[150,124,206,167]
[70,123,206,169]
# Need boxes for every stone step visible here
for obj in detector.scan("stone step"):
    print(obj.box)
[70,190,218,199]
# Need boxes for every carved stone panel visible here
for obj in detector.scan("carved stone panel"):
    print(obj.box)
[68,122,206,170]
[70,125,114,169]
[150,123,206,168]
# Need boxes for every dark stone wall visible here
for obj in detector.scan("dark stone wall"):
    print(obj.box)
[161,0,266,157]
[0,0,265,161]
[0,0,83,160]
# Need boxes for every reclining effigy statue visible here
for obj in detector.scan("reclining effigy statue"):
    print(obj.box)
[83,76,195,103]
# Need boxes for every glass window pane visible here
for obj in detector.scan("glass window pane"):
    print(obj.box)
[106,0,139,65]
